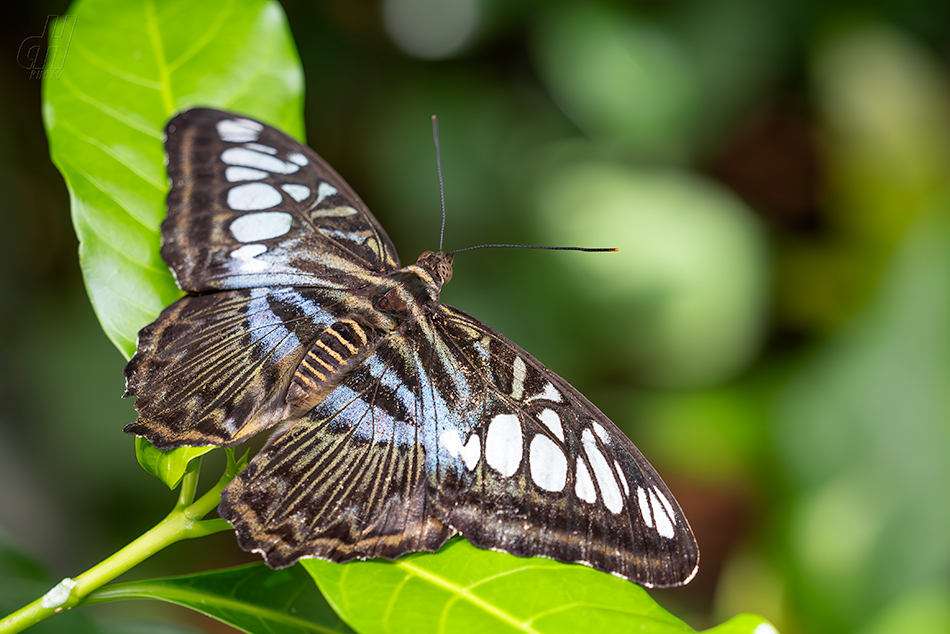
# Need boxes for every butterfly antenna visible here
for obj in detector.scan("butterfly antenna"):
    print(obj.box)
[432,115,447,253]
[431,116,615,257]
[448,244,617,255]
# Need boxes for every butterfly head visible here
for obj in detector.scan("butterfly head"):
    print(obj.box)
[415,250,454,286]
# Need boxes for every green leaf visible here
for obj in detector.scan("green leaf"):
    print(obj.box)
[134,437,215,490]
[43,0,304,359]
[303,539,774,634]
[703,614,778,634]
[87,563,354,634]
[43,0,303,488]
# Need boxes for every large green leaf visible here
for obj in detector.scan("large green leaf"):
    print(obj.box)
[42,0,304,497]
[43,0,304,359]
[87,563,353,634]
[303,539,776,634]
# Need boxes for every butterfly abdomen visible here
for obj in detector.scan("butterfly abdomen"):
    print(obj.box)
[287,318,376,411]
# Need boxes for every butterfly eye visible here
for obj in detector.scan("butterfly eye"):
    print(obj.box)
[416,250,453,284]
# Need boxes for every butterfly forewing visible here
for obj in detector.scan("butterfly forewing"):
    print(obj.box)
[125,108,699,587]
[162,108,399,292]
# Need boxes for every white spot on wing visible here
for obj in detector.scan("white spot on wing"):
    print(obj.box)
[288,151,309,166]
[221,147,300,174]
[322,228,371,245]
[462,434,480,469]
[575,457,597,503]
[229,210,293,241]
[231,244,266,257]
[485,414,522,477]
[525,381,563,403]
[510,356,527,400]
[244,142,277,154]
[637,487,653,527]
[655,488,677,526]
[537,409,564,442]
[216,118,262,143]
[582,429,623,514]
[230,244,269,272]
[649,489,676,538]
[227,183,283,211]
[613,460,630,496]
[439,430,481,470]
[592,421,610,444]
[529,435,567,492]
[281,183,311,202]
[225,166,267,182]
[315,182,338,204]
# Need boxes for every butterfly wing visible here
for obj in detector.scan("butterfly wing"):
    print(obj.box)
[425,304,700,587]
[220,330,457,567]
[125,108,399,448]
[162,108,399,292]
[124,286,357,448]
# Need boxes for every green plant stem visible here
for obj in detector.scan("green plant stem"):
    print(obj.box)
[0,463,234,634]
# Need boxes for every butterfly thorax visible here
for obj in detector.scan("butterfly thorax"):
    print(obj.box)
[286,251,453,413]
[372,251,453,319]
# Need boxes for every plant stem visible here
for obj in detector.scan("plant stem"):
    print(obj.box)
[0,461,235,634]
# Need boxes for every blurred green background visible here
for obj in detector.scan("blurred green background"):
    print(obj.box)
[2,1,949,633]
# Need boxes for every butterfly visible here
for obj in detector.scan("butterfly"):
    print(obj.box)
[123,108,700,587]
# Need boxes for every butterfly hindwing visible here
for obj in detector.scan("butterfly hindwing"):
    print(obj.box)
[124,287,355,448]
[162,108,399,292]
[220,330,457,567]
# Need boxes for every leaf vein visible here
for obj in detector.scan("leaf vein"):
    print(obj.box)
[70,44,164,91]
[166,0,236,73]
[57,118,165,190]
[89,582,339,634]
[144,0,175,116]
[396,560,536,633]
[86,261,164,317]
[73,163,163,233]
[222,26,279,107]
[58,72,163,140]
[73,192,167,275]
[463,565,538,591]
